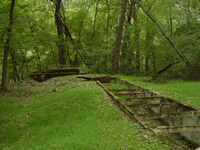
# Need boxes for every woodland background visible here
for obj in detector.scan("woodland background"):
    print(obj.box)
[0,0,200,88]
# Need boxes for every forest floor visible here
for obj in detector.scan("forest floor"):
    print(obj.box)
[0,75,197,149]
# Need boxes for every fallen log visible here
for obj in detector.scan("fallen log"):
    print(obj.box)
[30,68,80,82]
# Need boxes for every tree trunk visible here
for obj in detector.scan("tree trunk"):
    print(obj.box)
[73,53,79,67]
[132,1,140,75]
[145,20,150,75]
[105,0,110,73]
[145,17,155,76]
[152,49,156,74]
[169,6,173,36]
[120,1,133,74]
[186,0,192,33]
[132,0,195,80]
[53,0,66,67]
[20,52,29,80]
[10,52,20,82]
[65,45,72,65]
[112,0,128,74]
[91,0,99,53]
[153,61,180,79]
[28,22,42,71]
[1,0,15,92]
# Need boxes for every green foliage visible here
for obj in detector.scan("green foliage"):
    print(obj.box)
[0,0,200,82]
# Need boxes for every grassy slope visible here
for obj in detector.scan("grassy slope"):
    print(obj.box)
[117,75,200,108]
[0,76,171,150]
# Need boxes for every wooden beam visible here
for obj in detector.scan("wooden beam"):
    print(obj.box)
[136,111,200,119]
[127,102,177,109]
[115,92,146,96]
[153,125,200,133]
[109,89,143,92]
[120,96,164,102]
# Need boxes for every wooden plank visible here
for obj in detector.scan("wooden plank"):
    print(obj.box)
[120,96,164,102]
[115,92,146,96]
[136,111,200,119]
[127,102,177,109]
[153,125,200,133]
[30,71,80,82]
[109,89,143,92]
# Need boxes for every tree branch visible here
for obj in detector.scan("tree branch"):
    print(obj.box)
[131,0,196,80]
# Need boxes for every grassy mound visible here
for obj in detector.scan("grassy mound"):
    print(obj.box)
[0,76,172,149]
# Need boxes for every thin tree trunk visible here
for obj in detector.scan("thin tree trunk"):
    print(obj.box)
[105,0,110,73]
[132,0,195,80]
[66,45,72,65]
[186,0,192,33]
[61,20,90,68]
[169,6,173,36]
[20,52,29,80]
[153,61,180,79]
[145,19,150,75]
[120,1,133,74]
[73,53,78,67]
[74,12,88,68]
[112,0,128,74]
[1,0,15,92]
[152,49,156,74]
[28,22,42,71]
[60,7,92,69]
[91,0,99,53]
[50,47,59,68]
[10,52,20,82]
[145,53,150,75]
[145,18,155,76]
[51,0,66,67]
[132,0,140,75]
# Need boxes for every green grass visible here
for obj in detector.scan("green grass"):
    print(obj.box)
[117,75,200,108]
[0,76,172,149]
[104,83,128,90]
